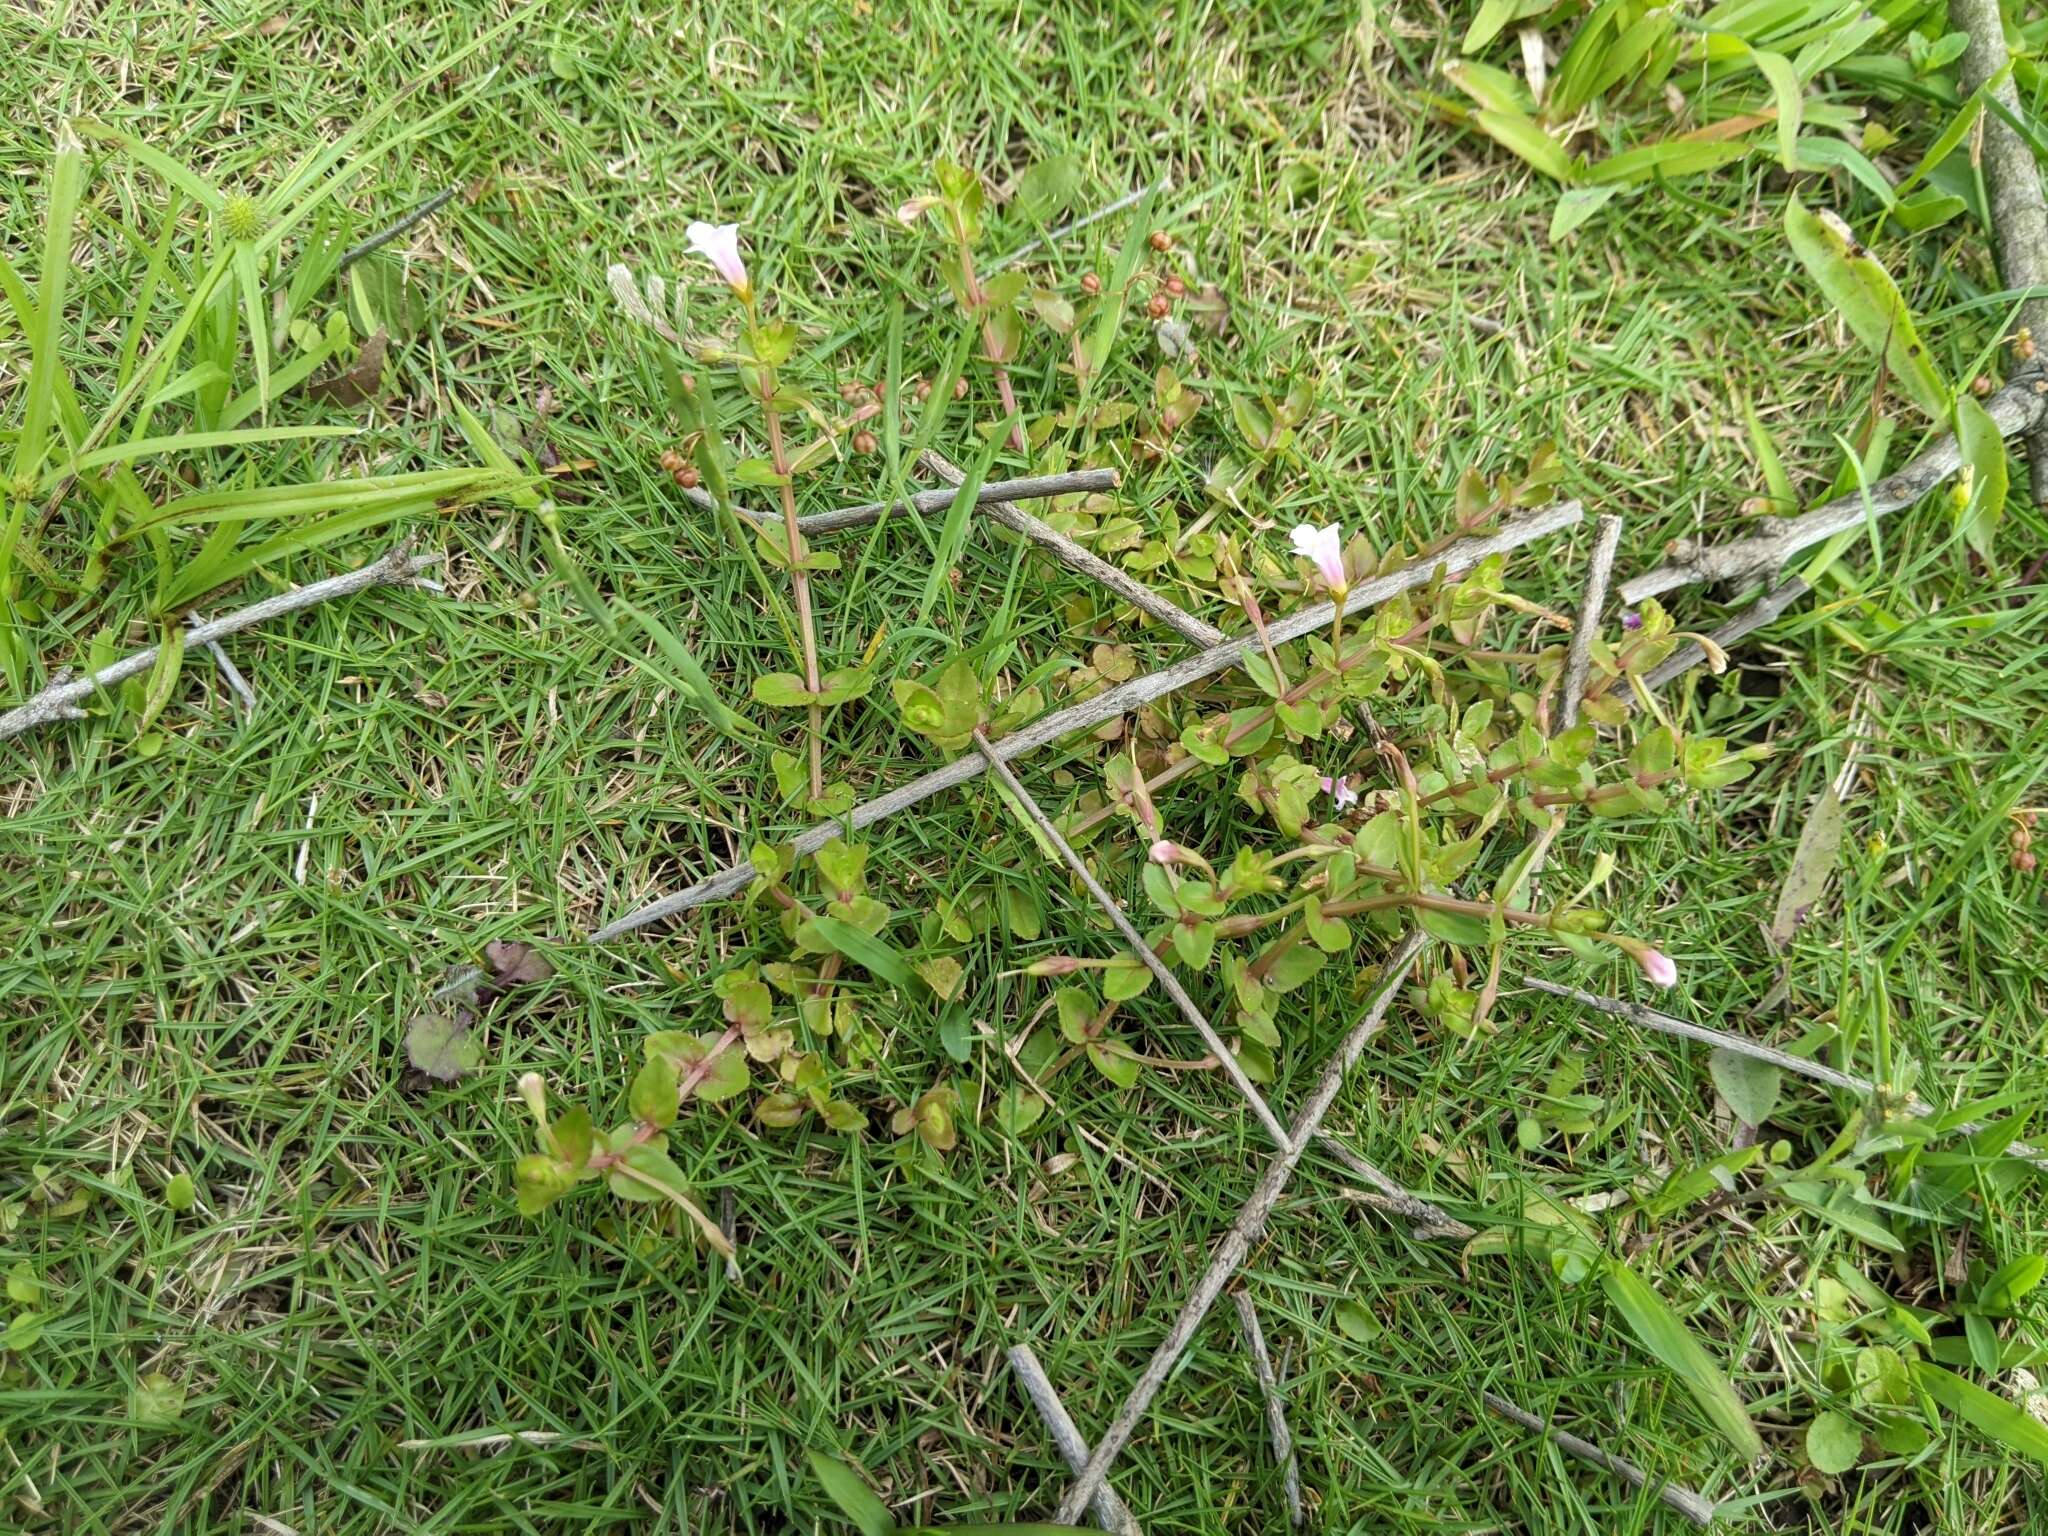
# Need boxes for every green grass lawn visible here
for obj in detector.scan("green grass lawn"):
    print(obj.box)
[4,1,2048,1532]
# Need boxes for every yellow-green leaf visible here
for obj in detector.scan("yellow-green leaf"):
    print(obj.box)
[1601,1259,1763,1459]
[1473,109,1578,183]
[1784,197,1948,419]
[1953,392,2009,567]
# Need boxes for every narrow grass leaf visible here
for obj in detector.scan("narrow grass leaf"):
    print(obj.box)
[799,917,920,992]
[614,601,746,739]
[1913,1362,2048,1467]
[1600,1258,1763,1458]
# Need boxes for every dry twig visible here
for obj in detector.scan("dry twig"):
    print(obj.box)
[1231,1293,1304,1527]
[1005,1344,1145,1536]
[972,730,1291,1151]
[920,450,1224,645]
[592,503,1583,939]
[692,469,1122,537]
[1481,1391,1718,1527]
[1523,976,2046,1166]
[1955,0,2048,506]
[1618,379,2047,604]
[1560,514,1622,730]
[0,546,438,743]
[1049,930,1429,1524]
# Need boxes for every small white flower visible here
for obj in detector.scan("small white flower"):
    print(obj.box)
[686,220,751,302]
[1290,523,1348,593]
[1320,775,1359,810]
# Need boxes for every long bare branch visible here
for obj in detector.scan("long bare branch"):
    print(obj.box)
[972,730,1292,1151]
[1618,377,2047,604]
[921,449,1224,646]
[0,545,438,744]
[1560,514,1622,730]
[1005,1345,1145,1536]
[590,502,1582,939]
[684,469,1120,536]
[1955,0,2048,506]
[1231,1294,1304,1528]
[1523,976,2045,1166]
[1049,930,1429,1524]
[1481,1392,1718,1528]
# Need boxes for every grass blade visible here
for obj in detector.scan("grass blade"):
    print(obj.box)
[1600,1258,1763,1459]
[798,917,920,992]
[914,430,997,626]
[613,601,748,740]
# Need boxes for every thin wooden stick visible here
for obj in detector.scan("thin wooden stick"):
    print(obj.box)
[1618,378,2046,604]
[591,503,1582,939]
[1641,577,1809,692]
[1955,0,2048,507]
[979,177,1172,283]
[1481,1391,1719,1527]
[1310,1133,1474,1239]
[0,545,438,743]
[1521,976,2045,1165]
[1560,514,1622,731]
[1231,1293,1304,1527]
[1049,930,1429,1524]
[1005,1345,1145,1536]
[972,730,1292,1152]
[691,469,1122,537]
[920,450,1225,646]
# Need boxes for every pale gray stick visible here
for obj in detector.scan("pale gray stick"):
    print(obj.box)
[979,177,1172,282]
[1005,1345,1145,1536]
[1619,378,2047,604]
[591,503,1582,938]
[1231,1293,1304,1528]
[972,730,1292,1152]
[201,636,258,716]
[1522,976,2045,1165]
[1051,930,1429,1524]
[1640,578,1809,692]
[0,546,438,743]
[1560,514,1622,731]
[690,470,1122,537]
[1956,0,2048,506]
[1481,1392,1718,1527]
[921,449,1225,646]
[1310,1133,1475,1239]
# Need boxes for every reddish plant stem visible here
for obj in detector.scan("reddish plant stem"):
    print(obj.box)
[957,240,1028,454]
[760,392,826,800]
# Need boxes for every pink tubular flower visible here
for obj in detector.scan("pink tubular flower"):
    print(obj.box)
[1290,523,1348,593]
[1320,775,1359,810]
[686,221,751,302]
[1148,839,1184,865]
[1636,946,1678,988]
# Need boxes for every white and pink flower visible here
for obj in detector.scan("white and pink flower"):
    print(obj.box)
[1320,774,1359,810]
[686,220,751,302]
[1290,523,1348,594]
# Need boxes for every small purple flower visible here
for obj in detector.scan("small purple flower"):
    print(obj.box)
[1621,609,1643,632]
[1320,774,1359,810]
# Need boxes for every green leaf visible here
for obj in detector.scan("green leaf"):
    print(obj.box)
[808,1452,896,1536]
[1086,1039,1141,1088]
[1417,905,1490,946]
[1977,1253,2047,1312]
[1747,48,1802,171]
[800,916,919,991]
[2,1312,46,1352]
[916,432,998,625]
[1806,1410,1863,1474]
[647,1031,751,1102]
[1471,108,1578,183]
[11,125,84,491]
[405,1006,481,1082]
[1709,1048,1782,1128]
[1016,154,1083,220]
[4,1264,40,1307]
[1334,1298,1380,1342]
[614,601,746,738]
[1549,185,1620,242]
[1954,392,2010,567]
[163,1172,197,1213]
[1784,197,1948,419]
[629,1056,679,1129]
[129,1371,186,1429]
[1102,953,1152,1001]
[754,672,816,707]
[605,1146,735,1256]
[1914,1361,2048,1468]
[1600,1259,1763,1459]
[1583,138,1747,186]
[133,625,185,738]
